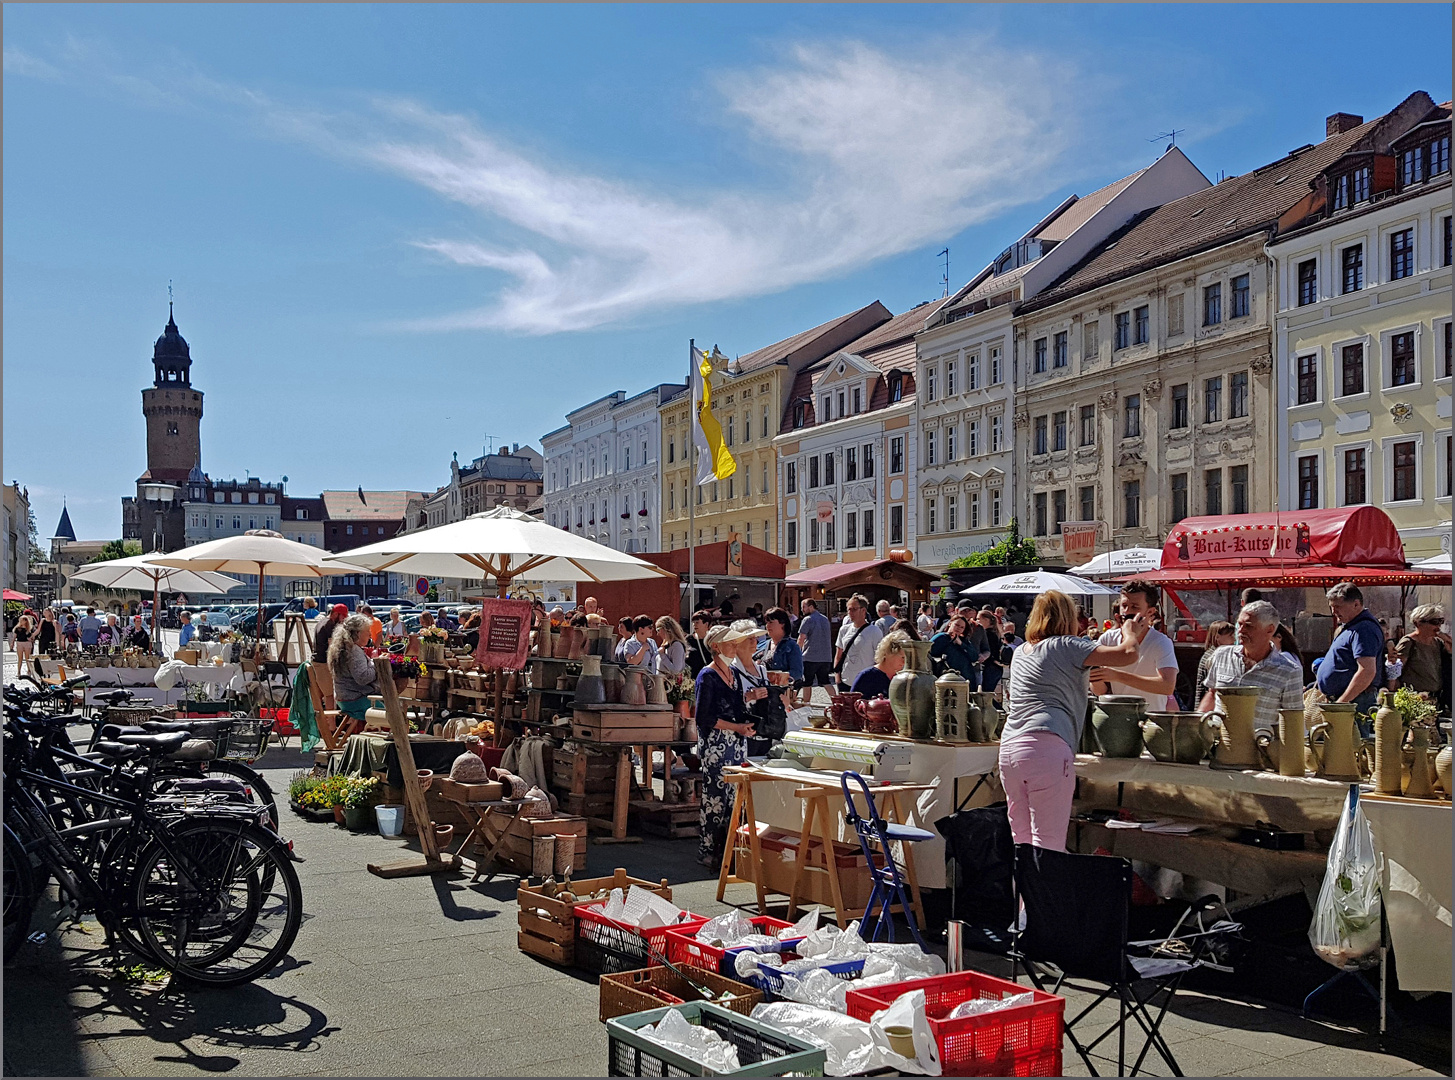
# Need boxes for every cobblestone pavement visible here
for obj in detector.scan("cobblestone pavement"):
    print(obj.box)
[3,742,1449,1077]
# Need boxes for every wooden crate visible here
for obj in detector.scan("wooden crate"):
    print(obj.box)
[551,746,618,793]
[572,707,676,744]
[632,800,700,840]
[437,778,504,802]
[733,826,877,910]
[565,792,618,818]
[484,810,588,874]
[517,868,672,966]
[599,965,762,1022]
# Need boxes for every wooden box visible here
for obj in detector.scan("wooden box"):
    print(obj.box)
[551,746,618,793]
[572,707,676,744]
[517,869,671,967]
[733,826,877,910]
[599,965,761,1022]
[484,810,588,874]
[176,649,200,665]
[437,778,504,803]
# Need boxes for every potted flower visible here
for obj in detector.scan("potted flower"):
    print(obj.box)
[341,776,380,831]
[295,773,351,823]
[419,625,449,665]
[666,672,695,719]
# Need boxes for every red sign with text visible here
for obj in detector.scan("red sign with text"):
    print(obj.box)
[473,598,533,671]
[1173,523,1313,565]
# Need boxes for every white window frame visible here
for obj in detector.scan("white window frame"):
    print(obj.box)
[991,488,1002,527]
[1333,439,1374,507]
[968,420,980,458]
[1292,448,1324,510]
[946,424,957,461]
[1380,216,1420,282]
[1331,333,1372,403]
[945,359,956,396]
[926,365,937,403]
[1437,428,1453,500]
[989,346,1002,385]
[1379,322,1423,391]
[967,353,980,391]
[1382,432,1425,506]
[990,415,1002,454]
[1289,345,1324,409]
[1434,316,1453,382]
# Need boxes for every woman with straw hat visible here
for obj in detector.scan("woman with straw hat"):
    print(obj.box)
[694,623,759,868]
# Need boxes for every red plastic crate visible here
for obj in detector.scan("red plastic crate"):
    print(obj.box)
[573,901,707,975]
[846,970,1064,1077]
[663,915,804,977]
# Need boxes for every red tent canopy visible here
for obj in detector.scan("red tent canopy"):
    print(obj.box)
[1160,507,1406,571]
[2,589,32,601]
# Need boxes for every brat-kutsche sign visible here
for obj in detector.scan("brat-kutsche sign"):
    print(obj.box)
[474,598,533,671]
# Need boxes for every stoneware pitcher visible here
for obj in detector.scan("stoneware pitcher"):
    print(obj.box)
[1308,702,1364,782]
[1141,712,1218,764]
[1091,696,1147,758]
[1207,686,1263,769]
[889,640,937,740]
[969,692,999,743]
[573,654,605,707]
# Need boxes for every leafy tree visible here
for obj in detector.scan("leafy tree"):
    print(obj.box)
[88,539,143,564]
[26,507,41,566]
[946,519,1040,569]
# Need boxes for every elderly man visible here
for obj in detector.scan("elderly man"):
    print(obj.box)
[1317,583,1384,727]
[873,599,896,635]
[1199,600,1305,732]
[834,593,885,691]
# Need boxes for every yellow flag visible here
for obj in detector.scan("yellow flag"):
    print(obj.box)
[693,346,736,484]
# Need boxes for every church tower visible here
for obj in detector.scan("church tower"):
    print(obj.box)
[121,306,204,550]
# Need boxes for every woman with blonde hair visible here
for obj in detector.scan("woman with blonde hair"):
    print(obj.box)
[999,590,1150,850]
[11,614,35,666]
[654,616,689,676]
[327,613,379,739]
[1195,621,1235,703]
[851,629,910,699]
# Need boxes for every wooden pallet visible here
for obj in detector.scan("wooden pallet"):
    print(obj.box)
[632,800,701,839]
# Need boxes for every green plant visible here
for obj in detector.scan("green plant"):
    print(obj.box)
[288,770,322,803]
[946,519,1040,569]
[298,774,351,810]
[665,672,695,706]
[1392,686,1437,730]
[341,776,379,810]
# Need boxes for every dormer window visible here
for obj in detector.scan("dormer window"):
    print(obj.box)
[793,402,808,429]
[889,374,903,403]
[296,509,307,520]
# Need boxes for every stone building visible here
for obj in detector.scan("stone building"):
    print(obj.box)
[1013,121,1396,556]
[659,305,891,557]
[3,483,32,594]
[1267,92,1451,559]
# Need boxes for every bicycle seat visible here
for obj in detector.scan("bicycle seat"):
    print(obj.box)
[141,720,200,734]
[92,740,148,761]
[115,732,189,756]
[100,723,147,741]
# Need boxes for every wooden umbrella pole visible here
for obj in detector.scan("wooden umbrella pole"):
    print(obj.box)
[493,568,509,748]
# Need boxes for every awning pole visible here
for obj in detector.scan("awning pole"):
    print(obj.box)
[688,339,696,624]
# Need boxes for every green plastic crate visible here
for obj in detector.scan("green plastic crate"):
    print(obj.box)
[606,1001,826,1076]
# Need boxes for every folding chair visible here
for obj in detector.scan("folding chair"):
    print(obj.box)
[307,661,345,751]
[1010,844,1239,1077]
[840,770,933,949]
[260,661,293,709]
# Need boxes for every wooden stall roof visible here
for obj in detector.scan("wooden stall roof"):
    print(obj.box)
[783,559,939,590]
[642,542,787,581]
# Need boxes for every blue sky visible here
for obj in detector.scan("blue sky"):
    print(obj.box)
[5,4,1450,541]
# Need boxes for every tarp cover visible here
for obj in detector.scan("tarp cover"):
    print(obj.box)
[1160,507,1406,570]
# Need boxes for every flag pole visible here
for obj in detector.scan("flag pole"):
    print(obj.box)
[687,339,696,624]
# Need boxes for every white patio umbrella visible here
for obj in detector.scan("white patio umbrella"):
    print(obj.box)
[68,554,247,642]
[322,506,676,587]
[960,569,1121,598]
[151,530,369,641]
[1069,548,1164,579]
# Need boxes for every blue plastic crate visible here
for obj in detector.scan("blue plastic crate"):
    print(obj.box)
[740,956,865,1001]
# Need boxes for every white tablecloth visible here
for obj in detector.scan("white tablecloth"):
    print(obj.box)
[750,743,1001,889]
[1361,796,1452,993]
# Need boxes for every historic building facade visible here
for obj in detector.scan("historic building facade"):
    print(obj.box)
[1268,93,1451,559]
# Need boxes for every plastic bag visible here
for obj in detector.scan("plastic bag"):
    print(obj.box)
[750,1002,883,1075]
[867,988,942,1076]
[1309,790,1382,971]
[948,991,1034,1019]
[640,1007,740,1073]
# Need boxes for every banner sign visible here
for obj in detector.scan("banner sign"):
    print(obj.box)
[1060,522,1099,566]
[1172,523,1313,565]
[474,598,533,671]
[727,531,743,576]
[816,500,835,523]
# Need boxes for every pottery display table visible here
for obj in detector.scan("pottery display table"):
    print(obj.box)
[1360,793,1452,993]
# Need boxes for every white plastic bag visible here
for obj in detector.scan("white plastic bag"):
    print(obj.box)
[867,988,942,1076]
[640,1008,740,1073]
[1309,790,1382,971]
[750,1002,883,1075]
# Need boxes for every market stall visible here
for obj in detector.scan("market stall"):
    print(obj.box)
[780,555,939,621]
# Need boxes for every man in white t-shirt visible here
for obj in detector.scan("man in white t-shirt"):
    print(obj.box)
[835,593,885,691]
[1089,580,1180,710]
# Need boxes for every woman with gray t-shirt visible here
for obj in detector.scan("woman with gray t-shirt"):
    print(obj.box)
[1000,591,1149,850]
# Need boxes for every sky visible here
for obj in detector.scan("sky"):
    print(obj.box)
[5,4,1451,542]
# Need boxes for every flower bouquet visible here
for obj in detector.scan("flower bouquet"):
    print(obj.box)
[341,776,380,830]
[666,672,695,717]
[419,625,449,664]
[388,654,427,680]
[295,774,352,823]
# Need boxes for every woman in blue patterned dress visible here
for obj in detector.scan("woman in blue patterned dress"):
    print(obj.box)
[694,624,759,868]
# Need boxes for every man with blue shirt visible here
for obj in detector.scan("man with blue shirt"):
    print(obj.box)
[177,611,196,649]
[1316,582,1384,731]
[77,607,103,648]
[794,598,834,706]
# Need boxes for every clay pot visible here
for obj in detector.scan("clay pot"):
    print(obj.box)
[333,804,346,826]
[829,692,863,731]
[433,823,455,848]
[888,640,937,740]
[855,697,898,735]
[1309,703,1364,782]
[574,655,606,706]
[1142,712,1218,764]
[676,700,693,719]
[681,716,699,742]
[1373,689,1404,796]
[1207,686,1263,769]
[602,662,625,704]
[1434,742,1453,797]
[1402,727,1436,799]
[1091,695,1147,758]
[621,667,646,707]
[416,769,435,791]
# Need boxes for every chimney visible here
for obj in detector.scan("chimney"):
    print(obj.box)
[1326,113,1363,139]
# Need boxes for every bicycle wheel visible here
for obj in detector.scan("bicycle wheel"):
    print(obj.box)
[3,824,35,963]
[204,760,279,833]
[128,817,301,987]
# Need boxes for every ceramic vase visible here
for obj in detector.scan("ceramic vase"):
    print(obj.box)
[573,655,606,707]
[622,667,646,707]
[1402,727,1436,799]
[602,662,625,704]
[1309,702,1364,782]
[1207,686,1263,769]
[1435,742,1453,796]
[889,640,937,740]
[1141,712,1218,764]
[1091,695,1147,758]
[1373,690,1404,795]
[934,670,971,743]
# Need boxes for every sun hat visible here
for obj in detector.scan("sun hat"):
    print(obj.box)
[704,624,758,651]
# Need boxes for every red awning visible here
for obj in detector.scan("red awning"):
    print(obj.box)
[1161,507,1407,571]
[2,589,32,601]
[1130,565,1451,589]
[783,559,938,587]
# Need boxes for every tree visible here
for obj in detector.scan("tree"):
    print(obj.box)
[946,519,1040,569]
[87,539,143,564]
[25,507,41,566]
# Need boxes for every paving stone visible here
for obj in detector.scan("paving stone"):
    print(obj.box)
[1279,1043,1431,1077]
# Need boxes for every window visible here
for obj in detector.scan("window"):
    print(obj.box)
[889,374,903,402]
[889,438,903,474]
[845,511,857,549]
[1053,411,1067,451]
[926,367,937,402]
[1171,473,1188,522]
[823,453,835,486]
[1114,311,1131,350]
[853,387,862,414]
[1167,295,1184,337]
[945,360,956,396]
[1204,469,1222,515]
[1124,395,1141,438]
[946,425,957,460]
[808,519,819,553]
[889,505,903,545]
[667,439,674,464]
[1033,415,1048,455]
[786,461,797,493]
[947,495,958,532]
[727,477,735,500]
[990,347,1003,385]
[1297,260,1317,306]
[1390,228,1414,280]
[1332,172,1351,211]
[1053,331,1068,367]
[1434,135,1452,177]
[970,492,981,529]
[1343,448,1367,505]
[1444,435,1454,498]
[1390,331,1416,386]
[1133,305,1150,344]
[1402,146,1425,186]
[745,522,752,547]
[822,396,831,422]
[1204,377,1222,423]
[1052,489,1066,533]
[1342,245,1363,293]
[823,517,835,550]
[1034,493,1047,536]
[1445,322,1453,378]
[762,462,769,494]
[808,456,820,489]
[837,392,845,419]
[1230,371,1248,418]
[1224,276,1249,321]
[1341,343,1365,396]
[1079,485,1095,523]
[1351,165,1371,203]
[924,429,937,466]
[762,405,770,438]
[990,416,1003,453]
[862,509,874,547]
[863,443,875,478]
[991,489,1002,527]
[1445,216,1452,268]
[214,492,223,503]
[1080,404,1096,446]
[1203,283,1222,325]
[793,402,808,428]
[1392,441,1418,501]
[1123,481,1141,528]
[1171,384,1189,429]
[1298,456,1319,509]
[1084,319,1101,359]
[296,508,308,520]
[786,520,797,555]
[1033,338,1047,373]
[845,446,857,481]
[1296,354,1319,404]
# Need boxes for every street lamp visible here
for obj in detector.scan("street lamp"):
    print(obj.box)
[140,483,179,554]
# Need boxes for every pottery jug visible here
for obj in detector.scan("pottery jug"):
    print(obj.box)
[1141,712,1218,764]
[573,655,605,706]
[1372,689,1404,796]
[934,670,972,742]
[1265,708,1308,777]
[1079,698,1100,754]
[968,692,999,743]
[622,667,647,708]
[1434,742,1453,796]
[1308,702,1363,782]
[1402,727,1436,798]
[889,640,937,740]
[830,692,864,731]
[1091,695,1147,758]
[601,662,625,704]
[1207,686,1263,769]
[854,697,898,735]
[643,671,668,706]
